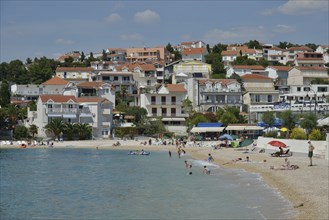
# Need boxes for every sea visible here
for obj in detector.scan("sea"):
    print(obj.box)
[0,148,295,220]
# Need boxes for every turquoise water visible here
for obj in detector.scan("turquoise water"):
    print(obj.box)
[0,148,294,219]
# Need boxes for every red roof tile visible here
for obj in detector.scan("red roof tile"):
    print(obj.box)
[42,76,70,85]
[77,97,112,104]
[40,95,77,103]
[241,74,272,80]
[182,48,205,55]
[269,66,293,71]
[76,82,107,88]
[165,84,186,92]
[56,67,94,72]
[232,65,265,70]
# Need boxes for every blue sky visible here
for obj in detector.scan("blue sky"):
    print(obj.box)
[1,0,328,62]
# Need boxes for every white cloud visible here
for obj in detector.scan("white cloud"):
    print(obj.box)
[55,38,74,45]
[134,9,160,24]
[202,26,271,44]
[260,8,275,16]
[120,33,144,41]
[105,13,122,24]
[278,0,328,15]
[274,24,296,33]
[111,2,125,12]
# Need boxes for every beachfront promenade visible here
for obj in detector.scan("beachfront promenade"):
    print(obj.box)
[1,138,328,220]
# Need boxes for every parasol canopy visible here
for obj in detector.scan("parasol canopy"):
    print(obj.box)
[267,140,287,148]
[219,134,234,141]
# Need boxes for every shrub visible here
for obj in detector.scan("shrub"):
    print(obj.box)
[13,125,28,140]
[289,128,307,140]
[264,131,278,138]
[308,129,325,140]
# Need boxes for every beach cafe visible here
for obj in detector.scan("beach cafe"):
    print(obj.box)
[190,122,225,141]
[225,124,264,140]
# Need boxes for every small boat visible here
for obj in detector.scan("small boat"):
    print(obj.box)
[128,151,150,156]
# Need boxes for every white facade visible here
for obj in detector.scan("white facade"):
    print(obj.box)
[56,67,94,81]
[173,60,212,78]
[25,95,113,139]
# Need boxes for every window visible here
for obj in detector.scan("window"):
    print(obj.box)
[318,87,328,92]
[102,130,108,135]
[147,80,151,86]
[104,89,109,94]
[114,76,118,81]
[47,104,53,108]
[171,96,176,104]
[151,96,156,104]
[152,108,157,114]
[303,87,310,91]
[267,95,272,103]
[171,108,176,115]
[68,104,73,108]
[255,95,260,102]
[297,87,301,92]
[161,96,166,104]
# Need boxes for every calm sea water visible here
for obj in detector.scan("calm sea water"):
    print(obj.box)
[0,148,295,219]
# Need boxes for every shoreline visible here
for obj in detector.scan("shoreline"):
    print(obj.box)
[1,139,328,220]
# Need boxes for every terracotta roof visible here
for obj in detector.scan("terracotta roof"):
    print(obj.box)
[165,84,187,92]
[77,97,112,104]
[42,76,70,85]
[294,66,327,71]
[180,41,194,45]
[241,49,257,54]
[269,66,293,71]
[232,65,265,70]
[221,51,239,56]
[40,95,77,103]
[227,45,248,51]
[76,81,107,88]
[241,74,272,80]
[182,48,205,55]
[130,63,156,71]
[287,46,313,51]
[56,67,94,72]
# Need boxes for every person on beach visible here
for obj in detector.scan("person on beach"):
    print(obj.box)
[245,156,250,162]
[207,153,214,162]
[308,140,315,166]
[223,158,242,165]
[177,148,181,158]
[203,166,210,175]
[168,150,172,157]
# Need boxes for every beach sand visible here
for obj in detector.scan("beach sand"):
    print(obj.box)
[1,139,328,220]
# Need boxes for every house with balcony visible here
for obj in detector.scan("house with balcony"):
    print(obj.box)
[241,74,279,123]
[90,61,126,71]
[25,94,113,139]
[241,49,263,61]
[126,46,172,64]
[173,60,212,79]
[75,81,115,108]
[181,48,208,62]
[262,46,286,64]
[226,65,265,78]
[57,51,81,63]
[221,50,239,65]
[287,66,329,86]
[294,52,324,67]
[105,48,126,62]
[186,78,242,113]
[139,84,188,135]
[283,46,313,64]
[11,76,71,101]
[265,66,293,93]
[178,40,206,51]
[91,70,136,95]
[55,67,94,84]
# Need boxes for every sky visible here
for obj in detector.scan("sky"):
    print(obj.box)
[1,0,328,62]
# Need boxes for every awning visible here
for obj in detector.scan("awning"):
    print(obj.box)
[63,114,77,118]
[48,114,62,117]
[190,127,224,133]
[225,125,263,131]
[162,118,186,121]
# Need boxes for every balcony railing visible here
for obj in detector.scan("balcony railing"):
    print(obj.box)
[47,108,77,114]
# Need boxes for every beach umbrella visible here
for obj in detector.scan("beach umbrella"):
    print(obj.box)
[267,140,287,148]
[219,134,234,141]
[280,127,288,132]
[263,127,279,132]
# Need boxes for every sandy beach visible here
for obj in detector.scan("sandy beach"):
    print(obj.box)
[1,139,328,220]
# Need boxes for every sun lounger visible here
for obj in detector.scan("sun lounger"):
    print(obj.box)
[271,149,292,157]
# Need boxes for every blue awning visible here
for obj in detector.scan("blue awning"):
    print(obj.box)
[197,122,223,127]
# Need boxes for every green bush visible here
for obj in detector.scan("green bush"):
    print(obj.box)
[289,128,307,140]
[264,131,278,138]
[308,129,325,140]
[115,127,138,139]
[13,125,28,140]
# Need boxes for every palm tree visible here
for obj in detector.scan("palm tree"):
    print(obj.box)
[75,123,92,140]
[44,118,65,140]
[28,124,38,140]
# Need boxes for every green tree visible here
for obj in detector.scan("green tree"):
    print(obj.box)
[211,43,227,54]
[63,123,77,140]
[13,125,28,140]
[44,117,66,140]
[75,123,92,140]
[166,43,181,61]
[277,42,299,49]
[80,52,85,62]
[28,124,38,139]
[278,111,296,132]
[232,55,257,65]
[300,113,317,137]
[186,112,209,132]
[245,40,262,49]
[205,53,225,74]
[182,98,193,115]
[304,43,317,51]
[262,111,275,127]
[0,81,11,107]
[102,49,107,61]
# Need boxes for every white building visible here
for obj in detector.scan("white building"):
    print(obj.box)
[25,95,113,139]
[139,84,188,135]
[56,67,94,83]
[226,65,265,78]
